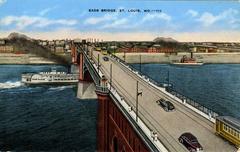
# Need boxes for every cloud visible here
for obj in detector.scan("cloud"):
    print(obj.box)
[141,12,171,22]
[39,8,52,16]
[0,15,78,30]
[39,6,57,16]
[84,14,117,25]
[84,11,172,31]
[186,9,198,17]
[101,18,128,29]
[197,8,239,27]
[197,12,218,26]
[0,0,6,6]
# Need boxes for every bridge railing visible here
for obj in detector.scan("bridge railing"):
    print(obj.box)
[110,54,169,88]
[166,87,219,118]
[110,53,219,119]
[78,46,101,86]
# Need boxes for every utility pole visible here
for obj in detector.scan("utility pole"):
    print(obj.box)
[110,64,112,90]
[139,54,142,73]
[136,81,142,122]
[167,70,170,87]
[97,54,100,73]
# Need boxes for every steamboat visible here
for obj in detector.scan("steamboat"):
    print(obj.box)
[172,52,204,65]
[21,68,79,85]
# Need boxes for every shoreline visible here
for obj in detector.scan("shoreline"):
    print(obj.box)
[0,53,61,65]
[116,52,240,64]
[1,52,240,65]
[0,63,68,66]
[130,62,240,65]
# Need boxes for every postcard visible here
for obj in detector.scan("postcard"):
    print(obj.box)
[0,0,239,151]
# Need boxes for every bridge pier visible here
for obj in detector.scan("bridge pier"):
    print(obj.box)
[71,43,77,64]
[95,86,110,152]
[77,81,97,99]
[94,77,150,152]
[76,51,97,99]
[70,64,79,74]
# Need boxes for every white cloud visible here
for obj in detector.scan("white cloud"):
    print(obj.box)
[39,6,57,16]
[84,11,172,30]
[101,18,128,29]
[38,8,52,16]
[39,8,51,16]
[0,15,78,29]
[186,9,198,17]
[0,0,6,6]
[197,8,239,27]
[197,12,218,27]
[84,14,117,25]
[141,13,171,22]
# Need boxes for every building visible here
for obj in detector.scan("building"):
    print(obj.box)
[55,40,65,46]
[42,41,48,46]
[65,44,70,50]
[55,46,65,53]
[148,44,161,53]
[48,41,55,46]
[148,46,175,53]
[0,45,14,53]
[0,39,6,45]
[38,40,48,46]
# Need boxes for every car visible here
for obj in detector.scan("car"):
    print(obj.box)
[103,56,109,61]
[156,98,175,112]
[178,132,203,152]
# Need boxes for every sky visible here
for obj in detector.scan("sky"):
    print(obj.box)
[0,0,240,42]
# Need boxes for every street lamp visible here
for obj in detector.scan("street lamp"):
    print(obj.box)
[167,69,170,87]
[136,81,142,122]
[110,64,112,90]
[139,54,142,73]
[123,51,126,62]
[97,54,100,73]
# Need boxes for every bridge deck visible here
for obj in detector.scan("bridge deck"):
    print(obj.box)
[91,50,236,152]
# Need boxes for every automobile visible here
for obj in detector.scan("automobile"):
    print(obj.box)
[178,132,203,152]
[156,98,175,112]
[103,56,109,61]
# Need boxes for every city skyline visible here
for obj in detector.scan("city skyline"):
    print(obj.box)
[0,0,240,42]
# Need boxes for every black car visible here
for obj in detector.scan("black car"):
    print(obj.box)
[103,56,109,61]
[156,99,175,112]
[178,132,203,152]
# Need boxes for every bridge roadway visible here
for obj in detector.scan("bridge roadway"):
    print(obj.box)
[90,50,236,152]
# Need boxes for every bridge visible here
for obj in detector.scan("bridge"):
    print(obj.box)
[71,41,237,152]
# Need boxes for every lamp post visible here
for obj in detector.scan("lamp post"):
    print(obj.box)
[97,54,100,73]
[136,81,142,122]
[167,70,170,87]
[110,64,112,90]
[139,54,142,73]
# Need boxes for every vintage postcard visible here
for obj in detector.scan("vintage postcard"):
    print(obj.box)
[0,0,239,151]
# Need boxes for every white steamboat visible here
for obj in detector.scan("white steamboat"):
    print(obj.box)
[21,69,79,85]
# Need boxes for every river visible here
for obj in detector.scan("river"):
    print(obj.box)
[131,63,240,119]
[0,65,96,151]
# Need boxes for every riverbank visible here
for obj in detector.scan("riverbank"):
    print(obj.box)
[116,52,240,64]
[0,53,57,64]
